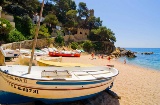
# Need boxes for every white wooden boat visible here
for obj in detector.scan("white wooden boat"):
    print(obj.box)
[0,65,118,104]
[1,48,20,58]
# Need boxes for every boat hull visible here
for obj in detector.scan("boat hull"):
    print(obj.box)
[0,76,115,104]
[0,91,35,104]
[0,89,105,104]
[0,66,118,104]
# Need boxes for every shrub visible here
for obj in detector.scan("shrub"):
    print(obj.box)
[55,34,64,46]
[83,40,93,52]
[70,42,78,50]
[0,18,13,42]
[0,18,13,34]
[8,29,25,42]
[14,15,34,39]
[93,42,103,51]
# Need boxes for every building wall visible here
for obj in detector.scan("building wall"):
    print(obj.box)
[64,28,89,42]
[89,9,94,16]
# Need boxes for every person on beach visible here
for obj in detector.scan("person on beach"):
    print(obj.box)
[101,54,104,59]
[124,58,126,64]
[108,56,111,62]
[91,52,94,60]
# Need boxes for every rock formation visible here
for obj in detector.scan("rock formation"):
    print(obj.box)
[111,47,136,58]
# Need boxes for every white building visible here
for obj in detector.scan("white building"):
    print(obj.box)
[32,13,45,24]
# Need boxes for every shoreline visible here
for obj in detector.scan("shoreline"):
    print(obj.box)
[63,54,160,72]
[117,57,160,72]
[116,58,160,72]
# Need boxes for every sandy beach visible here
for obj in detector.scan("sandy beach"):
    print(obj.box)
[4,54,160,105]
[61,55,160,105]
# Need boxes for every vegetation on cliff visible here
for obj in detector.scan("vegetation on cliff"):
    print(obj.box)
[0,0,116,53]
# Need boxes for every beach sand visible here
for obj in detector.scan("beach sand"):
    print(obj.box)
[4,54,160,105]
[61,55,160,105]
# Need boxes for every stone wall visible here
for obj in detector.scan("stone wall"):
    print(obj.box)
[64,28,89,42]
[63,35,75,42]
[1,39,50,50]
[77,28,89,36]
[1,7,15,27]
[1,14,14,22]
[64,34,88,42]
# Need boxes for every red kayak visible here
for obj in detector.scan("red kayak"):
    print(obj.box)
[49,51,81,57]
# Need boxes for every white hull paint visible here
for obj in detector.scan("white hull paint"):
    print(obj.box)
[0,65,118,103]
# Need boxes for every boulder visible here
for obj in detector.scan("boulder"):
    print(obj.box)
[141,52,154,55]
[111,47,136,58]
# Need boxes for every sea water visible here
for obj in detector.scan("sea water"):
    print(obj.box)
[118,48,160,71]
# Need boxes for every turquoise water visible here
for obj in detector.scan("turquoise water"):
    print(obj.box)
[118,48,160,71]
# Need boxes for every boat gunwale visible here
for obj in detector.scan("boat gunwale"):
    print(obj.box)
[0,66,119,82]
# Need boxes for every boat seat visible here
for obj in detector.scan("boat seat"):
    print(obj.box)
[41,70,72,78]
[75,71,111,76]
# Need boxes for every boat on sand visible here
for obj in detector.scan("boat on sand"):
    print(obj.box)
[49,51,81,57]
[36,59,93,67]
[0,65,118,104]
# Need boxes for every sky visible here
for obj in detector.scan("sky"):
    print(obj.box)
[74,0,160,48]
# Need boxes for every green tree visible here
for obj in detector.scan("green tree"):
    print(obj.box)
[78,2,89,19]
[93,42,103,51]
[0,18,13,42]
[83,40,93,52]
[0,0,5,5]
[14,15,34,39]
[107,28,116,42]
[77,2,90,29]
[55,31,64,46]
[91,26,116,42]
[38,24,50,38]
[44,14,59,26]
[42,1,55,16]
[53,0,76,25]
[31,24,50,39]
[43,14,59,34]
[65,10,78,33]
[88,16,102,30]
[4,0,40,16]
[8,29,25,42]
[66,10,77,20]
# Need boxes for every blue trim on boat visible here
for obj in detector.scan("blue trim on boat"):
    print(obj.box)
[36,79,110,85]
